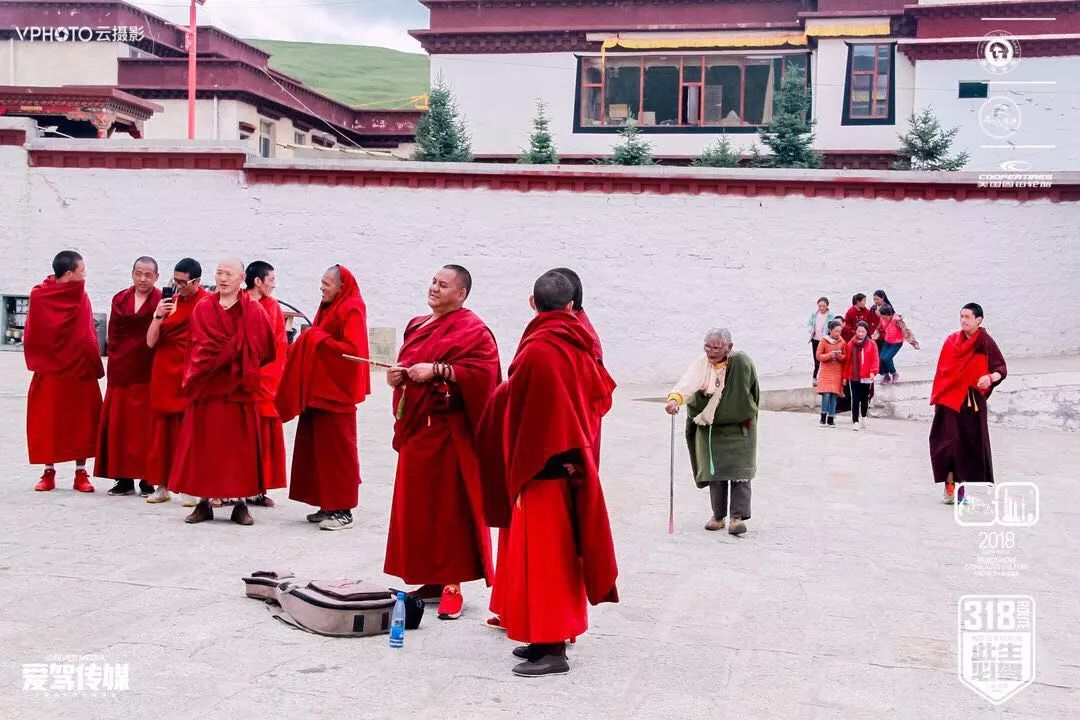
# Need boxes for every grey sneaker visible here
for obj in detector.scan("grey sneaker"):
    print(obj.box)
[319,512,353,531]
[512,651,570,677]
[146,487,171,504]
[704,517,724,532]
[728,517,747,536]
[306,510,329,523]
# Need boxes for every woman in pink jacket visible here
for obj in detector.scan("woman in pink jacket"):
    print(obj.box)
[843,321,880,431]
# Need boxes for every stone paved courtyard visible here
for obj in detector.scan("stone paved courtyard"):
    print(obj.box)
[1,353,1078,720]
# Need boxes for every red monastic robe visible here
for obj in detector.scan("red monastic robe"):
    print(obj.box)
[276,266,370,510]
[24,277,104,465]
[145,287,207,487]
[929,328,1008,485]
[490,307,606,618]
[169,293,274,499]
[842,305,879,342]
[477,311,619,644]
[94,286,161,479]
[384,308,501,586]
[256,294,289,491]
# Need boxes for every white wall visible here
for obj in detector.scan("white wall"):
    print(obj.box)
[0,42,122,85]
[912,56,1080,172]
[0,137,1076,383]
[813,38,915,151]
[142,98,243,142]
[432,52,791,158]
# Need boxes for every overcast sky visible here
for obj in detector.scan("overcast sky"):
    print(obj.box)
[130,0,428,53]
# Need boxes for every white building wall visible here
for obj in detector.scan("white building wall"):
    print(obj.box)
[142,98,244,142]
[813,38,916,151]
[432,52,790,158]
[0,135,1076,382]
[912,56,1080,172]
[1,42,122,85]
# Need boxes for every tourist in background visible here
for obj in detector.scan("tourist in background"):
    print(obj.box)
[876,305,920,384]
[842,293,878,342]
[806,296,835,386]
[815,319,845,427]
[843,321,879,431]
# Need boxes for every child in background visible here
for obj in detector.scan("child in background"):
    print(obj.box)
[876,305,920,384]
[815,319,846,427]
[806,296,836,386]
[843,321,880,431]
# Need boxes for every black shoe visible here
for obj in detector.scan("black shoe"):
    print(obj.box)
[185,499,214,524]
[512,646,570,677]
[306,510,328,523]
[107,479,135,496]
[826,417,836,427]
[819,413,827,426]
[138,480,154,497]
[512,644,550,661]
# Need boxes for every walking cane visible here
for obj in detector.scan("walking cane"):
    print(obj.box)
[668,413,676,535]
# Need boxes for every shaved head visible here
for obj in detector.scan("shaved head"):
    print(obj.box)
[221,257,244,274]
[214,258,245,299]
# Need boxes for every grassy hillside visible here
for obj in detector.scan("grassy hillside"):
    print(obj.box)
[247,39,429,109]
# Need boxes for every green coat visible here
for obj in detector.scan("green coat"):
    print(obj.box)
[684,351,760,487]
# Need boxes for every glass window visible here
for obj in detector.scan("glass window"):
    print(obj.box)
[846,43,893,121]
[577,52,809,129]
[605,59,641,125]
[643,57,679,126]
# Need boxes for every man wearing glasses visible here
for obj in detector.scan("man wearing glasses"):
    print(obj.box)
[144,258,207,505]
[665,328,760,536]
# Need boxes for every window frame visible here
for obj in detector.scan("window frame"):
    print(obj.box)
[841,42,896,126]
[573,52,810,134]
[258,119,274,158]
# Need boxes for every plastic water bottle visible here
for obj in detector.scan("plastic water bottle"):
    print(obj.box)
[388,592,406,649]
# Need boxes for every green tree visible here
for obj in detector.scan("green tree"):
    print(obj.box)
[411,77,472,162]
[754,65,820,168]
[693,136,742,168]
[893,107,970,171]
[519,100,559,164]
[604,119,655,166]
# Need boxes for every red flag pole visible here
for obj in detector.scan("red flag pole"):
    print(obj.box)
[186,0,204,139]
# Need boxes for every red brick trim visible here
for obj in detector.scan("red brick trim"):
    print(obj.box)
[28,150,247,170]
[0,128,26,146]
[16,147,1077,202]
[243,165,1077,203]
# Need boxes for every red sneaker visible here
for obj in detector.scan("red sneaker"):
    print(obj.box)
[484,616,504,631]
[35,469,56,492]
[437,587,464,620]
[73,469,95,493]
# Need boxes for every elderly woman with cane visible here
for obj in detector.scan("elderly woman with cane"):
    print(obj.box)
[665,328,760,536]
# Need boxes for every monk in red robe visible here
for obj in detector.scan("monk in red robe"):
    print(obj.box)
[244,260,289,507]
[929,302,1007,504]
[24,251,104,493]
[144,258,207,505]
[170,258,274,525]
[487,266,606,630]
[277,265,370,531]
[384,265,501,620]
[477,270,619,677]
[97,257,162,497]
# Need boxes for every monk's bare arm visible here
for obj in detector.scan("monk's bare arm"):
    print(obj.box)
[147,315,163,348]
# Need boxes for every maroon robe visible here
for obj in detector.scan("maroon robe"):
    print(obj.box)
[169,293,274,499]
[24,276,104,465]
[477,311,619,644]
[384,307,500,585]
[277,266,370,510]
[94,286,161,479]
[929,328,1007,484]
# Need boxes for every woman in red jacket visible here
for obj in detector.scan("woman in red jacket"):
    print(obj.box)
[843,321,880,431]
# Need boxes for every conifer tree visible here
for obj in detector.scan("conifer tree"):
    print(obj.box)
[519,100,559,164]
[412,77,472,162]
[693,136,742,168]
[604,119,655,166]
[754,65,820,168]
[893,107,970,171]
